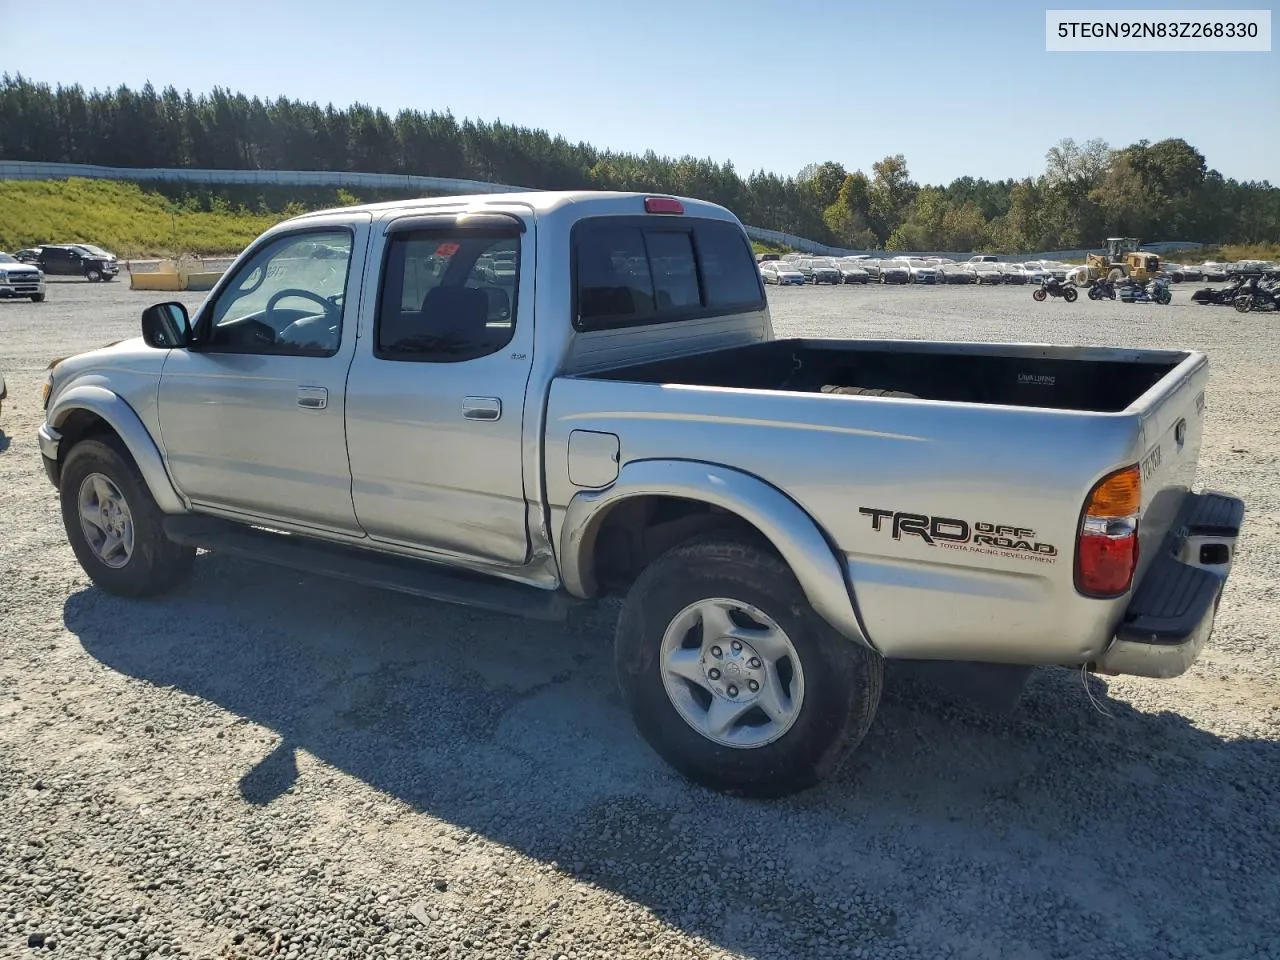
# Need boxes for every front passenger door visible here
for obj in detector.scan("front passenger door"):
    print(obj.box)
[157,215,371,534]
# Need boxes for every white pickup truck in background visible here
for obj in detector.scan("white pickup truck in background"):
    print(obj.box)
[38,190,1245,796]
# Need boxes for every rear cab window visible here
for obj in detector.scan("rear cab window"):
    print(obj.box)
[573,216,765,331]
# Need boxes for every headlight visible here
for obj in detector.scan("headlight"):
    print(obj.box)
[43,357,67,410]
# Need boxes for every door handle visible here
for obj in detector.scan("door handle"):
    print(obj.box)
[463,396,502,421]
[297,386,328,410]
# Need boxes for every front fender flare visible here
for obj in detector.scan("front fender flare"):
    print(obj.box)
[559,459,870,648]
[46,384,188,515]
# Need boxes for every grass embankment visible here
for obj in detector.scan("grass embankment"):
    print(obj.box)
[1192,243,1280,262]
[0,179,304,258]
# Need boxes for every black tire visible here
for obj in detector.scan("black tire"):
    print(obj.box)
[1032,288,1047,302]
[615,537,883,797]
[1063,286,1078,302]
[86,268,101,282]
[1234,296,1253,314]
[30,293,45,302]
[59,434,195,598]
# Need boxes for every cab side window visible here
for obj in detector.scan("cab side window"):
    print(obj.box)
[375,232,520,363]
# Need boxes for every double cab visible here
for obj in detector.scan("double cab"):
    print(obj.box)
[38,191,1245,796]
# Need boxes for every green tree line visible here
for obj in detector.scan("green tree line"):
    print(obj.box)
[1,74,1276,253]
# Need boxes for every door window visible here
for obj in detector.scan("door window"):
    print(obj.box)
[375,232,520,363]
[197,229,354,357]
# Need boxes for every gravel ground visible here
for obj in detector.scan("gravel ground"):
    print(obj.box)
[1,277,1277,960]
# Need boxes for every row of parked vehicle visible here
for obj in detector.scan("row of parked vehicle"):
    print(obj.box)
[0,243,123,303]
[1191,269,1280,313]
[758,252,1266,290]
[758,253,1076,287]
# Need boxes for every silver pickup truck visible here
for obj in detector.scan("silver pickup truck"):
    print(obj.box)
[38,190,1245,797]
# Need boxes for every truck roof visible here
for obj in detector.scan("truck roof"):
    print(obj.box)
[294,189,739,224]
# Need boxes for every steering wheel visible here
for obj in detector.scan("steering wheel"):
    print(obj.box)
[268,288,341,345]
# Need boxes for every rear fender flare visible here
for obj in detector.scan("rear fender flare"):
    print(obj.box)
[47,384,187,515]
[559,459,871,647]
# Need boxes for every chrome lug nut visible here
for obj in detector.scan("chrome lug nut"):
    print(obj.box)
[710,646,722,658]
[731,640,742,652]
[748,680,759,692]
[708,668,721,681]
[727,685,739,697]
[748,657,761,669]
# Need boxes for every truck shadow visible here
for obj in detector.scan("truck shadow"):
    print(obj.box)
[65,555,1280,959]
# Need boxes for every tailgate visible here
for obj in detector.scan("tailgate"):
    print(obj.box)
[1091,349,1245,678]
[1130,349,1211,579]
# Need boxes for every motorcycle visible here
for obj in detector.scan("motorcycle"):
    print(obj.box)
[1117,276,1172,305]
[1233,278,1280,313]
[1087,278,1116,300]
[1032,276,1077,302]
[1191,274,1247,306]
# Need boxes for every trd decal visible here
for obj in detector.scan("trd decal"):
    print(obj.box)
[859,508,1059,563]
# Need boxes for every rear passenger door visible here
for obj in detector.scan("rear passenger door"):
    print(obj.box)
[344,213,535,566]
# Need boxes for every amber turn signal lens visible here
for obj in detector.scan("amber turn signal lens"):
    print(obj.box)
[1085,464,1141,517]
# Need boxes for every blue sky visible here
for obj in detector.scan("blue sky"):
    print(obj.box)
[1,0,1276,184]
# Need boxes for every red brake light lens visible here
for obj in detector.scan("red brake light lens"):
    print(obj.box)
[1075,464,1141,597]
[644,196,684,215]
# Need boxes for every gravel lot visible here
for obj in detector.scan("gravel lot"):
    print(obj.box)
[2,278,1277,960]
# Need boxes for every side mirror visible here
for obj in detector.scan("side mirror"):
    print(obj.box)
[141,301,192,348]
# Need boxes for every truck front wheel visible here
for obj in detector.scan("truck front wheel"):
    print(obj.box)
[59,435,196,598]
[615,537,882,797]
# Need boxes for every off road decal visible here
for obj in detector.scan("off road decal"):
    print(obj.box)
[1141,444,1163,481]
[859,508,1059,564]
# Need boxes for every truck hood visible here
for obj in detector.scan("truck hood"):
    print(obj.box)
[48,336,159,377]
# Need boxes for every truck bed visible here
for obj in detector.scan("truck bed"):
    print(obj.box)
[583,337,1187,413]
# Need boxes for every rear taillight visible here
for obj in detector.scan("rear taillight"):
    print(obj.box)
[1075,464,1141,597]
[643,196,684,215]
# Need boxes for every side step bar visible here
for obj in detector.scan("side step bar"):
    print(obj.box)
[162,515,578,622]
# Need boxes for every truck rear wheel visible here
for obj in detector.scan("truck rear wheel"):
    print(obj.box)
[59,435,196,598]
[615,536,883,797]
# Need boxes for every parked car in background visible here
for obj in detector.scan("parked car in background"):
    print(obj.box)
[903,258,940,284]
[972,262,1005,284]
[937,263,977,284]
[796,258,842,284]
[1000,264,1031,285]
[1066,264,1093,286]
[967,254,999,263]
[854,259,883,281]
[0,251,47,301]
[1164,263,1204,283]
[19,244,120,282]
[760,261,806,286]
[1200,261,1229,282]
[878,260,910,284]
[835,261,871,284]
[1021,262,1050,284]
[1038,260,1071,281]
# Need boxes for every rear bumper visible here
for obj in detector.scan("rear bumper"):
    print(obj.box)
[1092,491,1245,679]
